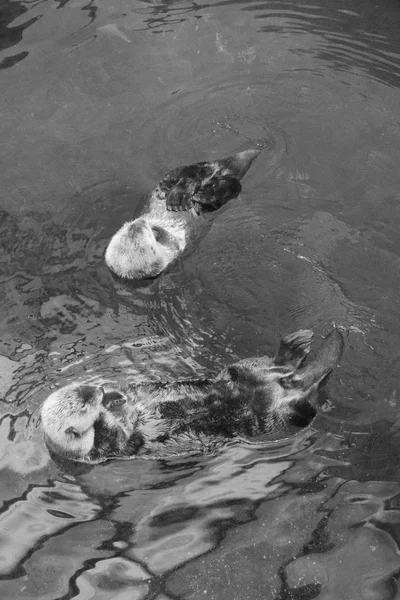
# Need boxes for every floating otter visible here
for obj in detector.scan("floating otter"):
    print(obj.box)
[41,329,344,464]
[105,147,261,280]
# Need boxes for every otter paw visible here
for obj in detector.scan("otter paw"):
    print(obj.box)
[166,184,195,212]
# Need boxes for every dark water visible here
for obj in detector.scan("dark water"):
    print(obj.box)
[1,0,400,597]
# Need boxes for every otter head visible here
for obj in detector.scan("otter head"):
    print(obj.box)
[105,218,184,280]
[41,384,105,460]
[269,328,344,425]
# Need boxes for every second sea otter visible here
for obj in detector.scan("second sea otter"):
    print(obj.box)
[105,147,262,280]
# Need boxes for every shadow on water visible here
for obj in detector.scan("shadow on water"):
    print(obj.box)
[1,0,400,598]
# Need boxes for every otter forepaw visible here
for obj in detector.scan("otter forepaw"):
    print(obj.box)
[167,198,194,212]
[166,184,195,212]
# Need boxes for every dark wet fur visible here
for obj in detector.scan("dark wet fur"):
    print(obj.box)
[195,177,242,213]
[89,330,344,461]
[43,330,344,463]
[166,174,242,214]
[161,151,258,213]
[103,375,305,459]
[87,413,144,462]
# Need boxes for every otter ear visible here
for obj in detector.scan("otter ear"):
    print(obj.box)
[65,426,79,437]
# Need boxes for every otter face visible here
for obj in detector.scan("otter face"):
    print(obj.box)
[105,218,183,280]
[41,384,104,460]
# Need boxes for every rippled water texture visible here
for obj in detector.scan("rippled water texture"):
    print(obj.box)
[1,0,400,598]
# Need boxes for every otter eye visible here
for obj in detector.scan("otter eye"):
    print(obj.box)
[80,404,88,412]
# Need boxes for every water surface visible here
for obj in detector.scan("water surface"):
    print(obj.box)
[1,0,400,598]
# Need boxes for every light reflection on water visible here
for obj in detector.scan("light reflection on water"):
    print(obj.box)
[1,0,400,597]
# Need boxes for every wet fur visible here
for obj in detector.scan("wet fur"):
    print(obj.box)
[41,329,344,463]
[105,148,261,280]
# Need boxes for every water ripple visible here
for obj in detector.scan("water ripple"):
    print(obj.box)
[0,479,100,577]
[242,0,400,86]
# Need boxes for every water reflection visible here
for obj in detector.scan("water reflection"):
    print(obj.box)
[0,433,317,594]
[281,481,400,599]
[0,479,101,578]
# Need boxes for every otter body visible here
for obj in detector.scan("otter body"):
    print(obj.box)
[105,148,261,280]
[41,329,344,464]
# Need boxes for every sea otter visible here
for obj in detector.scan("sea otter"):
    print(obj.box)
[105,147,261,280]
[41,328,344,464]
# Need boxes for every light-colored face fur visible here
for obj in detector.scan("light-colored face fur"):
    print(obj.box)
[41,384,104,459]
[105,217,186,280]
